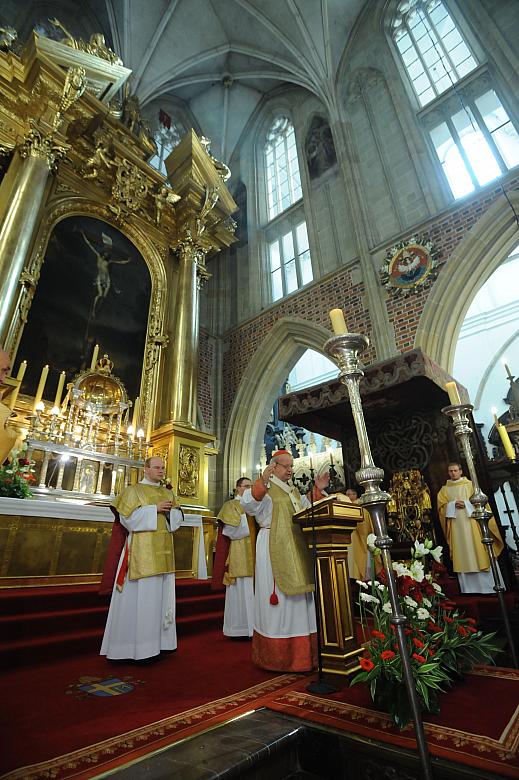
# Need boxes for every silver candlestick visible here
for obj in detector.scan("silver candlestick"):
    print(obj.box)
[325,332,433,780]
[442,402,518,667]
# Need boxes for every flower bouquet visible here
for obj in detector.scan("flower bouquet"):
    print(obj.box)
[351,537,501,728]
[0,453,36,499]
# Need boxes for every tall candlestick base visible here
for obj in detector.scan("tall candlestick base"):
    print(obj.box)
[325,332,433,779]
[442,403,518,667]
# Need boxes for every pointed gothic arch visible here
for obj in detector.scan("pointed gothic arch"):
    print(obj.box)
[414,191,519,372]
[223,316,333,491]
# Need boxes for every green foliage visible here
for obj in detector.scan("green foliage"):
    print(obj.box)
[0,455,35,499]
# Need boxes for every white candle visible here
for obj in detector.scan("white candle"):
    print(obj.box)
[497,423,516,461]
[329,308,348,336]
[16,360,27,381]
[8,360,27,410]
[54,371,66,407]
[131,396,140,431]
[445,381,461,405]
[34,364,49,409]
[90,344,99,370]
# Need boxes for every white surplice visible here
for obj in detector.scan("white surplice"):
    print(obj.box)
[100,479,183,660]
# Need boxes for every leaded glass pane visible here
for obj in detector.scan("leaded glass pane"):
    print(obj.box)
[299,250,313,286]
[284,259,297,294]
[271,268,283,301]
[269,240,281,271]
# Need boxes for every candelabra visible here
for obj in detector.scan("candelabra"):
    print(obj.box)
[324,331,433,780]
[442,401,518,667]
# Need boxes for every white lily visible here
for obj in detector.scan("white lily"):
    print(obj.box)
[430,545,443,563]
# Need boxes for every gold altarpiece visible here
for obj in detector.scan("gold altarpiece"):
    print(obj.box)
[0,33,237,582]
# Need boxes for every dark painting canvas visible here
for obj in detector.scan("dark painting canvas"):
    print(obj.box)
[16,216,151,402]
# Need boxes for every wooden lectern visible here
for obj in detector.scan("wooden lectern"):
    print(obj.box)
[293,496,364,680]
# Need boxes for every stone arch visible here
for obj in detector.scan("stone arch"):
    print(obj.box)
[223,316,333,492]
[414,191,519,372]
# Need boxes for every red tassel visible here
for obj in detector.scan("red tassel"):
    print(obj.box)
[115,539,129,591]
[270,579,279,605]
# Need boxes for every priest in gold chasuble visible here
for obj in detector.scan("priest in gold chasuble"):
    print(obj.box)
[437,462,503,594]
[100,457,183,661]
[240,450,317,673]
[215,476,255,638]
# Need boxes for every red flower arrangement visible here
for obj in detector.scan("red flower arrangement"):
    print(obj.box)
[0,452,36,499]
[351,538,501,728]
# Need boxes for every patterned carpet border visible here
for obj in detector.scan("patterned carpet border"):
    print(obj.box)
[1,674,301,780]
[265,667,519,778]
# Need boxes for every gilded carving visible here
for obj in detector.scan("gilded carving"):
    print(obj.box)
[18,120,69,171]
[10,198,167,439]
[83,129,117,180]
[49,19,122,66]
[200,136,231,181]
[177,444,199,497]
[154,184,181,226]
[52,67,86,130]
[111,159,149,214]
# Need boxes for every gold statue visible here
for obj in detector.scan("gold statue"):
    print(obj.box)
[48,18,122,65]
[154,185,181,226]
[0,25,17,51]
[83,130,117,179]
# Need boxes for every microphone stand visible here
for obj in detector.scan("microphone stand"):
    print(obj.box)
[306,465,338,695]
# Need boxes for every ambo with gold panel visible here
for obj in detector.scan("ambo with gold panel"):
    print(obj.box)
[293,497,364,679]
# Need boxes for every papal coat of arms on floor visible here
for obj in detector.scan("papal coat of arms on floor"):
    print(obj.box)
[380,236,439,297]
[66,675,144,699]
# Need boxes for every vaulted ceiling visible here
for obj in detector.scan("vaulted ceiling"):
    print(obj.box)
[4,0,369,161]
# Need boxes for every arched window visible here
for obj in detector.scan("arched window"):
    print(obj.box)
[392,0,478,107]
[264,116,302,220]
[148,123,182,177]
[390,1,519,199]
[263,116,312,302]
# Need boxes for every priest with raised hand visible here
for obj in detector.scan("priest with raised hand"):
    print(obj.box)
[240,449,317,672]
[100,456,183,661]
[437,461,503,594]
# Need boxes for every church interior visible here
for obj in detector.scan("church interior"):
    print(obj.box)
[0,1,519,778]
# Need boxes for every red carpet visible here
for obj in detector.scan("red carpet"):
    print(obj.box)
[0,627,301,779]
[266,665,519,778]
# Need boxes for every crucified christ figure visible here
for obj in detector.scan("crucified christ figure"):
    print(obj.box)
[80,230,131,318]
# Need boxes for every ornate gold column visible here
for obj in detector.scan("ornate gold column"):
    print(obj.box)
[0,142,60,347]
[169,240,202,425]
[150,131,237,511]
[0,61,85,349]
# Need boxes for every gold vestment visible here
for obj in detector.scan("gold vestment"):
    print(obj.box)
[217,498,255,583]
[268,482,314,596]
[114,483,180,580]
[437,477,503,572]
[0,400,19,463]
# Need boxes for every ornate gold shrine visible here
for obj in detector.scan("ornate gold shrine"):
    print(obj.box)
[386,469,435,545]
[0,29,237,518]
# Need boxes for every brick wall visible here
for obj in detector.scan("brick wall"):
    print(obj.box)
[386,176,519,352]
[220,264,375,429]
[198,175,519,432]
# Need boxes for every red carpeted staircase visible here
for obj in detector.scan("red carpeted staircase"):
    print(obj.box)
[0,579,225,669]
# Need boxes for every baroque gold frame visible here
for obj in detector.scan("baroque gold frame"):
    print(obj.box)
[8,195,169,439]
